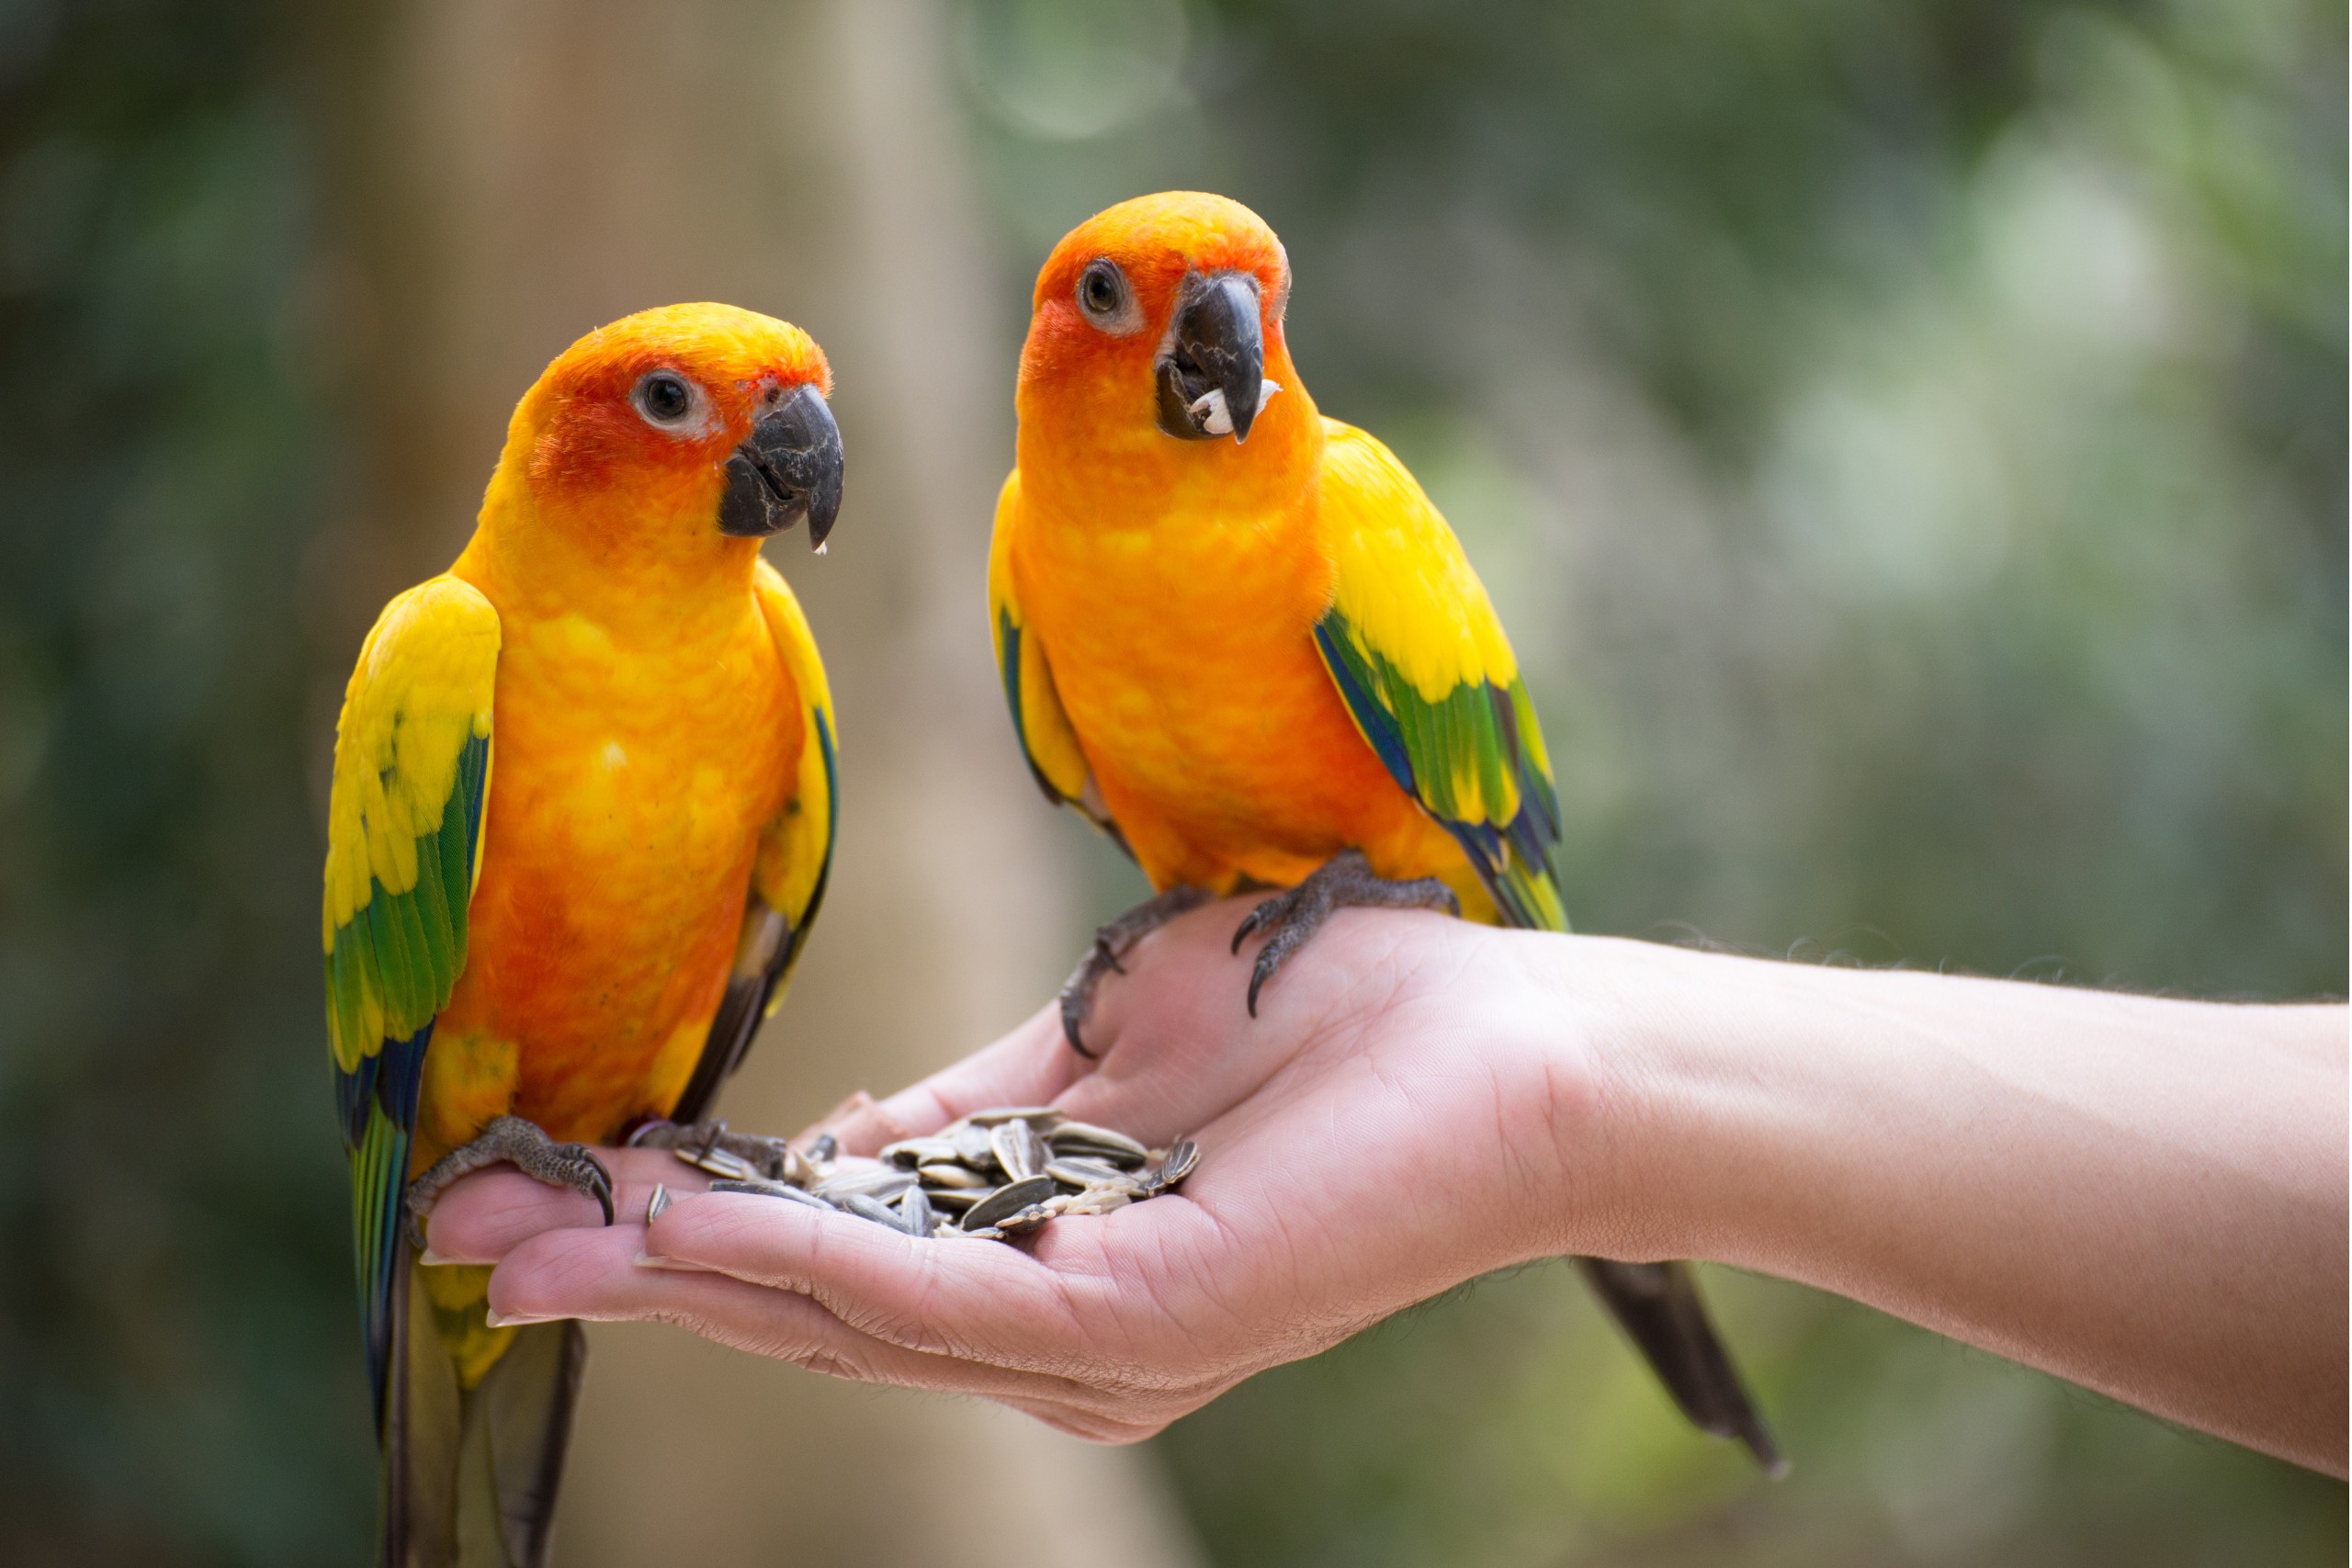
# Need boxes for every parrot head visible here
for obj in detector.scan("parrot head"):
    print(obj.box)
[1020,192,1304,467]
[501,302,844,555]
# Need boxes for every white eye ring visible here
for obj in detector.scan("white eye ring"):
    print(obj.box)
[1075,258,1144,336]
[632,369,704,432]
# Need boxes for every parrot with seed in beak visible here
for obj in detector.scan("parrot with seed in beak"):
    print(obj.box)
[989,192,1784,1474]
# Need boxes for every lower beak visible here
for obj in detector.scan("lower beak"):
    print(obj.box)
[1156,273,1270,445]
[718,384,844,547]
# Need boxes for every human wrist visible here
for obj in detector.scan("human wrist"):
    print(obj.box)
[1499,932,1799,1267]
[1457,930,1670,1264]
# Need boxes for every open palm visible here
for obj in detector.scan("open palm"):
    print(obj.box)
[425,901,1610,1439]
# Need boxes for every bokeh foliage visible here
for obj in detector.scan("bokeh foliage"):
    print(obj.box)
[953,0,2346,1562]
[0,0,2339,1562]
[0,0,372,1562]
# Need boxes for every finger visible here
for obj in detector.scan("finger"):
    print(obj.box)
[426,1149,703,1263]
[850,1004,1079,1153]
[648,1187,1094,1372]
[485,1217,1113,1412]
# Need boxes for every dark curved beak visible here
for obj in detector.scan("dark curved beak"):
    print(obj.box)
[1156,272,1267,445]
[718,383,843,547]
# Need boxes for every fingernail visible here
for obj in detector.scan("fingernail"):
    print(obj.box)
[483,1308,563,1328]
[632,1250,717,1272]
[418,1247,458,1266]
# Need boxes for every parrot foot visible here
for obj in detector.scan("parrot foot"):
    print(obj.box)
[1058,885,1216,1057]
[1231,849,1460,1016]
[625,1118,811,1184]
[404,1115,615,1248]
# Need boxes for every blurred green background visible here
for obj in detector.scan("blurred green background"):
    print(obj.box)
[0,0,2341,1563]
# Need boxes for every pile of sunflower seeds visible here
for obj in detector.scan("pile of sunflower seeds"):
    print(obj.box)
[639,1108,1198,1244]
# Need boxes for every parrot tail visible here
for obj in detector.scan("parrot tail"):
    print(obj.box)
[380,1244,588,1568]
[1575,1258,1787,1477]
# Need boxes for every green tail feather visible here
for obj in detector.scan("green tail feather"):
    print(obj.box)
[383,1248,587,1568]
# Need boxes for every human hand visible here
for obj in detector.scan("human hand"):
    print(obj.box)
[424,899,1632,1439]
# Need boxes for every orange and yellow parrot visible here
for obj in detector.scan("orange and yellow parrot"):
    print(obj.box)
[990,192,1782,1472]
[323,303,842,1565]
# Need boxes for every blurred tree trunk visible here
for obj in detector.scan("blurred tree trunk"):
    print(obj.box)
[306,1,1200,1562]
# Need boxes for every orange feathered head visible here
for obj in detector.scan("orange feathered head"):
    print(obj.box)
[1020,192,1305,465]
[503,302,843,551]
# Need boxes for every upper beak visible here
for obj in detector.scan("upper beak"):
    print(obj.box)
[1156,272,1269,445]
[718,383,844,547]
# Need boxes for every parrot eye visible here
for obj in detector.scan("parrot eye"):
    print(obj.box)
[633,370,697,428]
[1076,259,1142,335]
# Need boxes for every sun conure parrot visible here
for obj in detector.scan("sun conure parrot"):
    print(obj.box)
[323,302,844,1566]
[989,191,1783,1473]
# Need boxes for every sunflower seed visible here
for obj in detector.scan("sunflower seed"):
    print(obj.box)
[961,1175,1057,1231]
[1045,1157,1136,1190]
[813,1168,917,1203]
[808,1134,839,1163]
[897,1185,933,1237]
[728,1134,797,1180]
[952,1122,998,1169]
[990,1118,1049,1182]
[682,1145,759,1182]
[965,1106,1068,1130]
[839,1192,904,1228]
[1143,1138,1198,1195]
[916,1161,991,1190]
[879,1136,958,1170]
[646,1184,673,1224]
[995,1203,1052,1235]
[922,1184,989,1212]
[709,1178,834,1210]
[1061,1184,1135,1215]
[1047,1122,1150,1168]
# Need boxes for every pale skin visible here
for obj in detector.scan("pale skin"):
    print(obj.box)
[424,902,2349,1475]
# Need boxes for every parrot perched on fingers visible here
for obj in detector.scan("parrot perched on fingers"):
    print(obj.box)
[324,303,842,1566]
[989,191,1784,1473]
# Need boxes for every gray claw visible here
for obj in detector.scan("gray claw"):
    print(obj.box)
[1057,885,1216,1058]
[404,1114,618,1248]
[1228,850,1460,1016]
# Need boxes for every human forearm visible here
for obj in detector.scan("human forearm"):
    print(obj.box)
[1559,936,2348,1472]
[426,911,2346,1465]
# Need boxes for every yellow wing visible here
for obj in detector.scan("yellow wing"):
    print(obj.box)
[1312,420,1566,931]
[322,575,500,1419]
[989,469,1124,845]
[671,558,838,1121]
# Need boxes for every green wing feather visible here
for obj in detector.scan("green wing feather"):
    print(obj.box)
[322,576,499,1427]
[1310,421,1566,932]
[1314,427,1791,1469]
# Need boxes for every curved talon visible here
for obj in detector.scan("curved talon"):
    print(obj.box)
[1247,949,1281,1017]
[582,1151,616,1226]
[1229,899,1279,954]
[1056,885,1215,1058]
[1227,851,1462,1017]
[402,1114,620,1247]
[1058,985,1100,1059]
